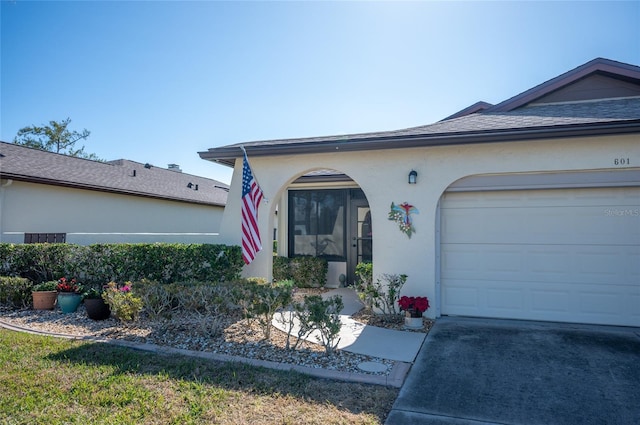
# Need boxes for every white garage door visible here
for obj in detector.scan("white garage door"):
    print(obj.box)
[440,186,640,327]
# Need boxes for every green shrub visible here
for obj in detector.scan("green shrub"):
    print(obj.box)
[135,280,241,319]
[0,276,33,308]
[1,244,78,284]
[273,279,295,289]
[102,282,143,322]
[355,262,373,287]
[134,280,176,319]
[272,256,291,282]
[0,243,243,285]
[355,266,406,315]
[227,278,292,340]
[303,294,344,355]
[273,256,327,288]
[290,256,327,288]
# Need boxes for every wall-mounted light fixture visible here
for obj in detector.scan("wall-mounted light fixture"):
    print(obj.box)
[408,170,418,184]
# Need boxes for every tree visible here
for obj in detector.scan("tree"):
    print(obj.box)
[13,118,101,160]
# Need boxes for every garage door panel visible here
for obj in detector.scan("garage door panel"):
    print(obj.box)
[531,289,572,313]
[443,206,636,245]
[528,248,572,278]
[443,284,480,309]
[442,244,525,280]
[441,187,640,327]
[486,288,524,312]
[443,243,634,284]
[444,279,638,326]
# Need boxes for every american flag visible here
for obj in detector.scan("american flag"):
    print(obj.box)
[241,151,264,265]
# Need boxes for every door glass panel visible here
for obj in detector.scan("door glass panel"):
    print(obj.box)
[357,207,372,264]
[289,190,346,260]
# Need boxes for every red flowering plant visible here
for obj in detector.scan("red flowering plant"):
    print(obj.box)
[56,277,81,293]
[398,295,430,318]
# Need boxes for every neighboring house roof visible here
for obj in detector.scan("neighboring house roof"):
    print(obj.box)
[199,58,640,167]
[0,142,228,207]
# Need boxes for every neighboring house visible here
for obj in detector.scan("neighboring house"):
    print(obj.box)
[0,141,228,244]
[200,57,640,327]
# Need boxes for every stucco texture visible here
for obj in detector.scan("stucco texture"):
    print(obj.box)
[218,133,639,318]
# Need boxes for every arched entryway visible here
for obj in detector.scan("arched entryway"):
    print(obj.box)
[278,170,371,286]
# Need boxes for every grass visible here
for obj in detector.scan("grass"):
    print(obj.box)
[0,329,398,424]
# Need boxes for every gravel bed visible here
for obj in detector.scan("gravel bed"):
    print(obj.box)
[0,305,402,375]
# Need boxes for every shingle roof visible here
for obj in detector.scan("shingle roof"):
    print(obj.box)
[0,142,228,206]
[200,97,640,166]
[199,58,640,167]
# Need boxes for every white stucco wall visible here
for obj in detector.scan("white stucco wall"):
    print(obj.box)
[217,134,640,318]
[0,181,224,244]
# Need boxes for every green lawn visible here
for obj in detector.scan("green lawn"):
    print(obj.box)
[0,329,397,424]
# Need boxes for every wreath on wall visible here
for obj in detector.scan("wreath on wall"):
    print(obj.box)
[388,202,419,238]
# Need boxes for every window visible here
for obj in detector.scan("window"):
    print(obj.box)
[24,233,66,243]
[288,190,346,260]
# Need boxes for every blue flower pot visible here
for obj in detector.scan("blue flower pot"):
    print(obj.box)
[57,293,82,313]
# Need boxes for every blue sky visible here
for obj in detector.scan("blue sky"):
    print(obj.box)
[2,1,639,184]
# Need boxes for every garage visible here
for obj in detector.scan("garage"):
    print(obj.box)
[440,182,640,327]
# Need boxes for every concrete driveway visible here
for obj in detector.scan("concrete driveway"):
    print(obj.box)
[386,317,640,425]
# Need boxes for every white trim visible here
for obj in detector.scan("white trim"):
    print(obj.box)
[434,198,442,318]
[4,232,220,236]
[447,169,640,192]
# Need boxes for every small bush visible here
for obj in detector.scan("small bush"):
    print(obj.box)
[274,256,327,287]
[135,281,176,319]
[355,262,373,288]
[245,281,293,340]
[102,282,143,322]
[355,267,406,315]
[272,256,291,282]
[291,256,328,288]
[304,294,344,355]
[0,276,33,308]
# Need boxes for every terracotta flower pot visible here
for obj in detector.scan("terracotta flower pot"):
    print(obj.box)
[32,291,57,310]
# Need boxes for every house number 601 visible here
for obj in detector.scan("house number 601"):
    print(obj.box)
[614,158,630,166]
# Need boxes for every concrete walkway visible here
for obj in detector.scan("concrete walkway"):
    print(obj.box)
[272,288,426,363]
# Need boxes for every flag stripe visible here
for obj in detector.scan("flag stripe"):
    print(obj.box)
[241,152,264,265]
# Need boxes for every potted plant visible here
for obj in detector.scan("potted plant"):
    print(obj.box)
[56,277,83,313]
[83,287,111,320]
[398,295,430,329]
[32,281,58,310]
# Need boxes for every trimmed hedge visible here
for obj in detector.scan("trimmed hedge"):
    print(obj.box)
[0,243,243,286]
[0,276,32,308]
[272,256,328,288]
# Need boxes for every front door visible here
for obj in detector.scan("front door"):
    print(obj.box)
[348,198,371,285]
[287,187,370,286]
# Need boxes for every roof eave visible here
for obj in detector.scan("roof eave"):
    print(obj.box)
[0,174,226,207]
[199,120,640,167]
